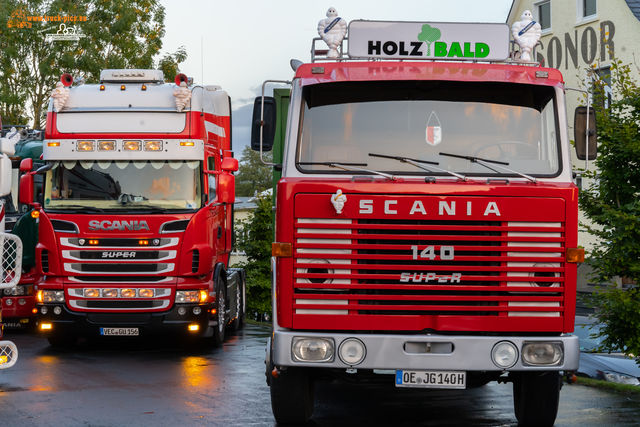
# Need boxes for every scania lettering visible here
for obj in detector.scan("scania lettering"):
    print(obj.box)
[254,12,592,427]
[22,70,246,347]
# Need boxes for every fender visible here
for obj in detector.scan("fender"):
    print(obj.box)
[213,262,227,296]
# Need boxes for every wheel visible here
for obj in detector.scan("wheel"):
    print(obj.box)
[512,371,561,427]
[212,287,226,347]
[228,272,246,332]
[270,367,314,424]
[47,335,78,348]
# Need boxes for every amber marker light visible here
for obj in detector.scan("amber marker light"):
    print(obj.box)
[188,324,199,332]
[180,141,194,146]
[0,355,7,364]
[47,142,60,147]
[121,85,126,91]
[100,85,105,91]
[566,248,585,263]
[139,240,149,246]
[199,290,208,302]
[141,84,147,91]
[32,308,38,314]
[272,242,292,258]
[31,210,40,219]
[89,240,99,245]
[41,323,52,330]
[36,290,43,303]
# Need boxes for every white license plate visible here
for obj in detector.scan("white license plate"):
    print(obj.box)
[100,328,139,336]
[396,370,466,389]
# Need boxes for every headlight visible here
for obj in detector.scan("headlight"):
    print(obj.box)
[139,289,155,298]
[121,289,137,298]
[77,140,95,151]
[98,140,116,151]
[292,337,335,362]
[102,289,118,298]
[338,338,367,366]
[491,341,518,369]
[42,290,65,303]
[144,140,162,151]
[84,288,100,298]
[604,371,640,385]
[175,290,199,303]
[123,140,141,151]
[521,342,563,366]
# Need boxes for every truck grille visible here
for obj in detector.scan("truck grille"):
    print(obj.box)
[291,194,567,329]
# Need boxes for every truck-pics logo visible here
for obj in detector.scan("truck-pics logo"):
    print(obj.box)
[88,220,150,231]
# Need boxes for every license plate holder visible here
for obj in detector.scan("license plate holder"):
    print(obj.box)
[100,327,139,336]
[395,370,466,389]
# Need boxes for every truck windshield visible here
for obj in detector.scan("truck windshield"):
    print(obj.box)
[296,80,561,177]
[43,160,202,212]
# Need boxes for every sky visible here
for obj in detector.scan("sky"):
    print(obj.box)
[160,0,514,157]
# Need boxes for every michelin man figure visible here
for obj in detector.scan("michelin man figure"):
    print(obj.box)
[331,189,347,215]
[173,81,192,112]
[511,10,541,62]
[50,81,70,112]
[317,7,347,59]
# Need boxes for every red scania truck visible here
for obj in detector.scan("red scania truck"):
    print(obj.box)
[21,70,245,347]
[254,19,593,427]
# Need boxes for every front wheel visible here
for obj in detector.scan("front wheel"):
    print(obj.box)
[512,371,561,427]
[212,287,226,347]
[270,367,315,424]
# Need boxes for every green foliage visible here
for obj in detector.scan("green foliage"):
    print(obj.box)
[580,57,640,364]
[0,0,170,128]
[417,24,441,56]
[156,45,187,83]
[233,194,273,319]
[235,145,273,197]
[579,58,640,285]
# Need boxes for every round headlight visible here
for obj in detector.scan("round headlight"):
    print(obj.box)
[491,341,518,369]
[178,307,186,315]
[54,306,62,315]
[338,338,367,366]
[193,307,202,315]
[41,306,48,315]
[6,298,13,306]
[292,338,334,362]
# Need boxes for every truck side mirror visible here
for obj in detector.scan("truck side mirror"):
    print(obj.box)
[251,96,277,152]
[19,173,34,205]
[218,171,235,204]
[574,106,597,160]
[221,157,239,172]
[19,158,33,172]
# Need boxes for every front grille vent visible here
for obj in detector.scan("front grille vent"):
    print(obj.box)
[192,250,200,273]
[160,219,190,233]
[41,250,49,272]
[51,220,79,233]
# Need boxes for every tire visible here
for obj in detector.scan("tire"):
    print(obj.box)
[212,287,226,347]
[228,274,244,332]
[47,335,78,348]
[270,367,314,425]
[513,371,561,427]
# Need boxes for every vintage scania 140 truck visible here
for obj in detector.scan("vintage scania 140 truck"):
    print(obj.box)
[21,70,245,347]
[253,16,594,427]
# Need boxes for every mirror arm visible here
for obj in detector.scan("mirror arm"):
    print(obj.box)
[566,86,592,171]
[260,80,291,166]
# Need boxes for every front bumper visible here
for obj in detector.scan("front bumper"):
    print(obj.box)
[1,296,37,328]
[36,303,216,338]
[272,330,580,371]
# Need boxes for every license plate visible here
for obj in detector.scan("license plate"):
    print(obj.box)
[396,370,466,389]
[100,328,139,336]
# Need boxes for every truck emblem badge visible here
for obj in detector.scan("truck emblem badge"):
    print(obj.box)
[331,190,347,214]
[425,111,442,146]
[88,220,150,231]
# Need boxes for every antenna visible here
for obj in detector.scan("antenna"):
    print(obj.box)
[201,36,204,85]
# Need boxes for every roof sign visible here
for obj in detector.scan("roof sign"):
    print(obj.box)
[348,21,510,62]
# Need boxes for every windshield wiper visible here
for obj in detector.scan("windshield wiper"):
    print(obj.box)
[439,152,538,183]
[46,205,104,213]
[298,162,396,180]
[368,153,467,181]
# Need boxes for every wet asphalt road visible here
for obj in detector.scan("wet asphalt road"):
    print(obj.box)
[1,323,640,427]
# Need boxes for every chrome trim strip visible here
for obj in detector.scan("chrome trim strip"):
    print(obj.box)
[61,250,177,262]
[60,237,179,249]
[67,276,175,284]
[69,300,171,311]
[63,263,174,275]
[68,288,171,298]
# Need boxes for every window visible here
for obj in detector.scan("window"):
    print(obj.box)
[207,156,217,199]
[587,66,612,109]
[577,0,597,22]
[535,1,551,31]
[583,0,597,17]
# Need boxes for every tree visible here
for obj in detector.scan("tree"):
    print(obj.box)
[580,57,640,359]
[233,193,273,320]
[0,0,181,129]
[157,45,187,83]
[235,145,273,197]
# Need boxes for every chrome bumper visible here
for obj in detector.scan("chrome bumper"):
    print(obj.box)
[272,331,579,371]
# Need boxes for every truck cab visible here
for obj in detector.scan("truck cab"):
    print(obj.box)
[255,17,592,427]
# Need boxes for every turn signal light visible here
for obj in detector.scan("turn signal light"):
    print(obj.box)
[272,242,292,258]
[36,290,43,303]
[180,141,194,146]
[199,290,208,302]
[47,142,60,147]
[566,248,585,263]
[31,210,40,219]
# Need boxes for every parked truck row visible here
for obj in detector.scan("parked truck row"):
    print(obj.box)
[0,10,597,427]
